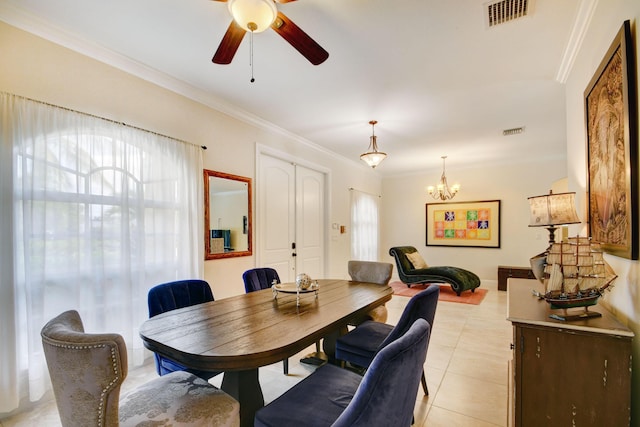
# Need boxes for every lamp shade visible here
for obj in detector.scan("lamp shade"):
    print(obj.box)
[228,0,277,33]
[528,191,581,227]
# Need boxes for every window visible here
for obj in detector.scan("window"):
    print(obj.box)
[350,189,380,261]
[0,93,203,411]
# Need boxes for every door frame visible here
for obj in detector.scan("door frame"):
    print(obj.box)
[255,144,331,277]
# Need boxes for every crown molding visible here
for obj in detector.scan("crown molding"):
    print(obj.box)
[555,0,598,83]
[0,3,355,166]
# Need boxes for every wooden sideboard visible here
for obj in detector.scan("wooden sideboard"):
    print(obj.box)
[497,265,535,291]
[507,278,633,427]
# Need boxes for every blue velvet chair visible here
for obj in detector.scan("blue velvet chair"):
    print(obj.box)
[254,318,431,427]
[243,268,292,374]
[242,267,281,293]
[147,279,221,380]
[243,268,324,372]
[335,285,439,395]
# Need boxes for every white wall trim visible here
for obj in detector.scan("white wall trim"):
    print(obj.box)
[555,0,599,83]
[0,3,355,167]
[256,144,332,175]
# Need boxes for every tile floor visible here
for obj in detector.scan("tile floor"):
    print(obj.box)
[0,280,511,427]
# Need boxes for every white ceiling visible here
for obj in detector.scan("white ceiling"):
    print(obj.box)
[0,0,587,175]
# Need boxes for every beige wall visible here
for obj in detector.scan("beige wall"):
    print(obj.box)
[381,158,567,280]
[0,18,572,288]
[5,3,638,421]
[565,2,640,425]
[0,21,382,299]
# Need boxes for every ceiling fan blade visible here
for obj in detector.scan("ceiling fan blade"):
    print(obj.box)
[212,20,247,64]
[271,11,329,65]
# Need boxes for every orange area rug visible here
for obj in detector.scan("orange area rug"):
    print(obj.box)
[390,281,488,305]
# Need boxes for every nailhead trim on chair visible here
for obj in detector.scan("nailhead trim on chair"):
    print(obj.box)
[45,342,121,427]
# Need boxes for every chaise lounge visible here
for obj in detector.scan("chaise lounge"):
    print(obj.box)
[389,246,480,296]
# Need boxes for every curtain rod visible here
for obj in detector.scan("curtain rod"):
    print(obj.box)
[348,187,381,198]
[3,92,207,150]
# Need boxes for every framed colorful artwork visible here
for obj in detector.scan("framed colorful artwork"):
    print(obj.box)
[585,20,638,260]
[426,200,501,248]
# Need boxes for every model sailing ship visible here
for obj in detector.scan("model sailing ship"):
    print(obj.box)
[538,236,617,320]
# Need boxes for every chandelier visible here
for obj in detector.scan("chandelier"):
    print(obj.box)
[427,156,460,200]
[360,120,387,168]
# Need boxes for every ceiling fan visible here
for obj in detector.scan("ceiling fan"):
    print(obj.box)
[211,0,329,65]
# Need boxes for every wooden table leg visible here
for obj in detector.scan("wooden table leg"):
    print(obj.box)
[221,369,264,427]
[322,325,348,365]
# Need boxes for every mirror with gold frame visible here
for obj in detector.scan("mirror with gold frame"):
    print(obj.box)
[204,169,252,260]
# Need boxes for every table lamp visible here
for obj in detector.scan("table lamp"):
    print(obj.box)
[528,190,581,245]
[527,190,581,281]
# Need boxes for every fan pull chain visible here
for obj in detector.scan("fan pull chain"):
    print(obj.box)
[249,27,255,83]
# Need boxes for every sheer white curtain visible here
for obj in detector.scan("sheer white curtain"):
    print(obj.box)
[0,93,203,413]
[350,189,380,261]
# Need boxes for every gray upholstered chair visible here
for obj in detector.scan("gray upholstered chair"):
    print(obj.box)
[254,318,431,427]
[347,260,393,323]
[41,310,240,427]
[389,246,481,295]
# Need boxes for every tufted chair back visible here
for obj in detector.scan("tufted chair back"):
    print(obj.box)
[41,310,241,427]
[41,310,127,427]
[148,279,214,318]
[242,268,280,293]
[147,279,220,379]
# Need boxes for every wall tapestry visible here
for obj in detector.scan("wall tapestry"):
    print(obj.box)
[585,20,638,260]
[426,200,501,248]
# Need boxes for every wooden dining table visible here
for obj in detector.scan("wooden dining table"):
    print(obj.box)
[139,278,393,427]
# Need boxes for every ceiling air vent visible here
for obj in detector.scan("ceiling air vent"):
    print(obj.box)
[485,0,532,28]
[503,126,525,136]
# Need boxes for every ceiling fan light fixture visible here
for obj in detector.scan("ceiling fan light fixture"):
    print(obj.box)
[360,120,387,168]
[228,0,277,33]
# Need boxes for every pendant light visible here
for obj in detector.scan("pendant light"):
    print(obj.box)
[360,120,387,168]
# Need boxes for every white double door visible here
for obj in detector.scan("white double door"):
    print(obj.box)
[258,154,325,282]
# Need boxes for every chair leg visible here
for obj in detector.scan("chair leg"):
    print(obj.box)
[283,358,289,375]
[421,370,428,395]
[315,340,321,353]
